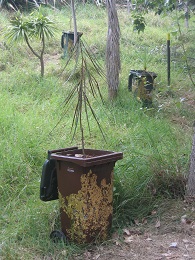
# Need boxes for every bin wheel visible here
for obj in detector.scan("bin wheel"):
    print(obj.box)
[50,230,66,243]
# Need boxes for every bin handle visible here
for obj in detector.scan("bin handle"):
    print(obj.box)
[128,73,133,91]
[61,34,64,49]
[48,147,78,160]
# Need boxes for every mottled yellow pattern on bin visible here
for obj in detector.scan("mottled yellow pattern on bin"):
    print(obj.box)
[133,77,152,103]
[59,170,113,243]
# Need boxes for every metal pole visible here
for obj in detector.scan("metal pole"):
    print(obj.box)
[167,33,171,87]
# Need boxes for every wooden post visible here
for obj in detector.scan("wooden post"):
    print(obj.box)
[167,33,171,87]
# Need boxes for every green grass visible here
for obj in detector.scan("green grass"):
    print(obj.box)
[0,4,195,259]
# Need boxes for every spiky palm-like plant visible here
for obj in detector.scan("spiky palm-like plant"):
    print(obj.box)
[5,10,56,76]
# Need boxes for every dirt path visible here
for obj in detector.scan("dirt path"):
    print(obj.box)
[72,200,195,260]
[82,232,195,260]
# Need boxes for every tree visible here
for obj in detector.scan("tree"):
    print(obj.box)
[71,0,121,100]
[71,0,78,45]
[6,10,56,77]
[59,1,106,154]
[186,122,195,201]
[106,0,121,100]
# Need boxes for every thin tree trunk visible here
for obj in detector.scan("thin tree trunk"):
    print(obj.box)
[24,33,45,77]
[106,0,120,100]
[71,0,78,45]
[127,0,131,14]
[184,1,189,28]
[24,33,40,59]
[40,56,44,77]
[40,33,45,77]
[186,122,195,201]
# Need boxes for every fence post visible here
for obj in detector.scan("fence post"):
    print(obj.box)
[167,33,171,87]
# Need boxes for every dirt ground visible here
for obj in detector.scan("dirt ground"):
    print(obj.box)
[72,200,195,260]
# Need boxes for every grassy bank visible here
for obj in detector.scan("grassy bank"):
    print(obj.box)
[0,4,195,259]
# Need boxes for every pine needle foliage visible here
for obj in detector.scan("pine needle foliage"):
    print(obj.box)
[58,39,107,155]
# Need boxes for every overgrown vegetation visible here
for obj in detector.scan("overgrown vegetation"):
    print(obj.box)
[0,3,195,259]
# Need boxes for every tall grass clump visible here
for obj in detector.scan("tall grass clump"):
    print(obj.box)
[105,97,191,227]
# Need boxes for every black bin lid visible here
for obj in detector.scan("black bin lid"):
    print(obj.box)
[130,70,157,79]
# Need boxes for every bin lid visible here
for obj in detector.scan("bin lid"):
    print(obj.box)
[130,70,157,79]
[50,148,123,167]
[62,31,83,37]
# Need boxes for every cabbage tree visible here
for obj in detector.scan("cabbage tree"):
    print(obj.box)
[5,10,56,76]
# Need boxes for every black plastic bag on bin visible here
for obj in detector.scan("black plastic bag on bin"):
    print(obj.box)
[40,147,78,202]
[40,158,58,201]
